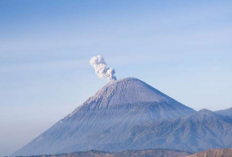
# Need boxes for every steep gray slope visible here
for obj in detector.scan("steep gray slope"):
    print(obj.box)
[13,78,195,156]
[216,107,232,117]
[124,110,232,152]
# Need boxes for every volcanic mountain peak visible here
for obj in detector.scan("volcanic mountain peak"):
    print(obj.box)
[82,77,173,109]
[13,77,195,156]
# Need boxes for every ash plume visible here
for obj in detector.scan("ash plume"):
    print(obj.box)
[90,55,117,81]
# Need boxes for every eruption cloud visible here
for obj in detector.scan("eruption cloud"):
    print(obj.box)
[90,55,117,81]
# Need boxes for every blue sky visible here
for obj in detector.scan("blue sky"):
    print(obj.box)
[0,0,232,156]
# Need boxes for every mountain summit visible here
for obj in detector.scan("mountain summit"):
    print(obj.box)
[13,78,195,156]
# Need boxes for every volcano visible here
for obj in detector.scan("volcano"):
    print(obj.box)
[13,78,195,156]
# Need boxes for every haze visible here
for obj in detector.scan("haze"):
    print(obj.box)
[0,0,232,156]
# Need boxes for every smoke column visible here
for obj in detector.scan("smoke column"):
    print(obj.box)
[90,55,117,81]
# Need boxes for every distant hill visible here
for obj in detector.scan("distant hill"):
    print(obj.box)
[216,107,232,117]
[187,148,232,157]
[123,109,232,152]
[15,149,192,157]
[13,78,195,156]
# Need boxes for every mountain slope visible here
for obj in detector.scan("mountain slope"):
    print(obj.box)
[13,78,195,156]
[216,107,232,117]
[123,110,232,152]
[187,148,232,157]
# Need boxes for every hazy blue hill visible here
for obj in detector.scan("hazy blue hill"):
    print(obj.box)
[13,78,195,156]
[216,107,232,117]
[124,109,232,152]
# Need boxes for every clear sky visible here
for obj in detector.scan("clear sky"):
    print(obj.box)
[0,0,232,156]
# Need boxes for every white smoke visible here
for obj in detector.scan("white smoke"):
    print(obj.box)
[90,55,117,81]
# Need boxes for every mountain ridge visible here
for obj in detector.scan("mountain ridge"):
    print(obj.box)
[123,109,232,152]
[216,107,232,117]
